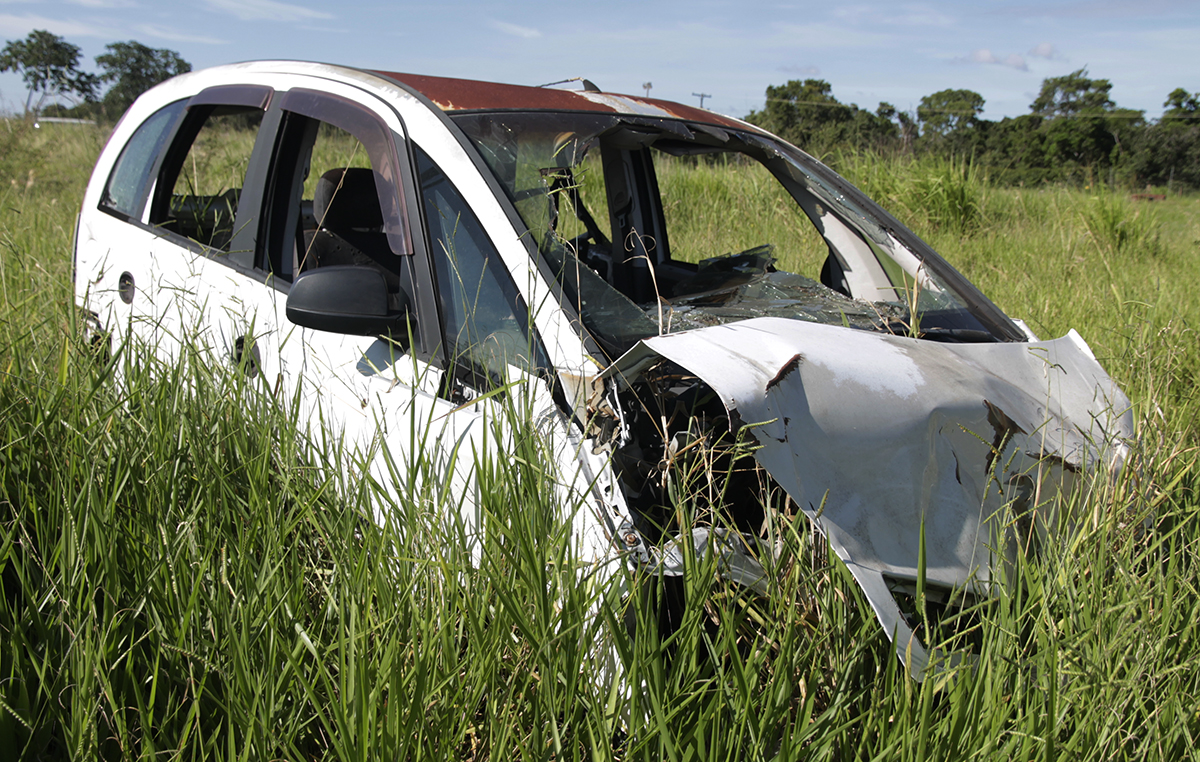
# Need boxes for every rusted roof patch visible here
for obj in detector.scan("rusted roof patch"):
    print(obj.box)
[371,70,750,131]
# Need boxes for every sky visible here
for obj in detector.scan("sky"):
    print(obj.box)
[1,0,1197,121]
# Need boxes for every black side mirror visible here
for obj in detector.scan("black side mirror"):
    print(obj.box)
[286,266,411,337]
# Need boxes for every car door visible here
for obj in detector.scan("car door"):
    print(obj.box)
[255,81,584,540]
[405,138,625,560]
[251,83,490,522]
[77,84,287,383]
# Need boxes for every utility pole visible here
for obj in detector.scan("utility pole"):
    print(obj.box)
[692,92,711,109]
[642,82,652,97]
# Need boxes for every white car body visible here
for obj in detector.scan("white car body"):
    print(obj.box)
[75,61,1133,677]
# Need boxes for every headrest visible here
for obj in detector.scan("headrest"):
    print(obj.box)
[313,167,384,231]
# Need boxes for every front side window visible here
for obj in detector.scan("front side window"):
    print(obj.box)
[290,123,378,277]
[452,112,659,355]
[260,89,412,285]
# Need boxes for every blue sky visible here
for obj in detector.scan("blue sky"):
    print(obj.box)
[1,0,1197,120]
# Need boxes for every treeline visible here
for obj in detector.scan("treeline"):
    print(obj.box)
[7,27,1197,191]
[1,30,190,121]
[745,70,1200,190]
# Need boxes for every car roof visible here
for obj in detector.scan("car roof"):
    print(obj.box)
[370,69,754,133]
[146,62,758,136]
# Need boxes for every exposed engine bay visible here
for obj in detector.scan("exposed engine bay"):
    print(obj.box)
[610,362,773,545]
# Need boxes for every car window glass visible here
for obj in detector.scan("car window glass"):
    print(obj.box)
[154,105,263,251]
[416,148,546,381]
[100,99,186,219]
[547,150,611,250]
[305,123,372,197]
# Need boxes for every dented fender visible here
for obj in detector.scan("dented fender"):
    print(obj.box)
[604,317,1133,677]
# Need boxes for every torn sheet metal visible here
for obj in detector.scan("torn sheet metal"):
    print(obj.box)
[605,317,1133,677]
[655,528,770,595]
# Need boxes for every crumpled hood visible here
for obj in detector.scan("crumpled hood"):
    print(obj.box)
[605,317,1133,676]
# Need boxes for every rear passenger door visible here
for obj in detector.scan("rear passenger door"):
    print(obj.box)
[82,84,285,381]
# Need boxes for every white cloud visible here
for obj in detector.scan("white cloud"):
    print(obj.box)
[990,0,1186,19]
[1029,42,1058,59]
[964,48,1029,71]
[67,0,136,8]
[1003,53,1028,69]
[204,0,331,22]
[490,20,541,39]
[889,4,955,27]
[0,12,113,36]
[136,23,226,45]
[831,3,953,27]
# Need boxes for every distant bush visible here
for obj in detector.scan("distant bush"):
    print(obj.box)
[1080,192,1163,257]
[834,153,984,235]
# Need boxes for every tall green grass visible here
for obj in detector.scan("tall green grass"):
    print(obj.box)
[2,121,1199,759]
[653,155,830,274]
[834,153,984,235]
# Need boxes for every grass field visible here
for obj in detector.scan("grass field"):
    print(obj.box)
[2,119,1199,760]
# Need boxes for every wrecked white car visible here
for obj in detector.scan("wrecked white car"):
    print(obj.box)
[74,62,1132,677]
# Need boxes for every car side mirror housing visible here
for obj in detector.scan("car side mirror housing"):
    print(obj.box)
[286,266,411,337]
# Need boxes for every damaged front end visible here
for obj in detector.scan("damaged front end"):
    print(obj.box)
[448,105,1133,677]
[597,317,1133,678]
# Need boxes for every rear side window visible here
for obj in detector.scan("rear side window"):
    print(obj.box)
[151,105,265,251]
[100,100,187,219]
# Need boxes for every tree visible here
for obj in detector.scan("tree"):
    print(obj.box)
[96,41,191,117]
[1162,88,1199,127]
[843,102,901,152]
[896,110,918,153]
[0,30,98,114]
[1029,69,1143,175]
[1125,120,1200,188]
[917,89,985,137]
[745,79,852,152]
[979,115,1052,185]
[1030,68,1114,117]
[745,80,899,155]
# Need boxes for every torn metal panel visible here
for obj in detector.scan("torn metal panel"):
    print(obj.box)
[605,317,1133,677]
[655,528,770,595]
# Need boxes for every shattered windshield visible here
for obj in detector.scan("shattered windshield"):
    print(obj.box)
[451,111,1016,357]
